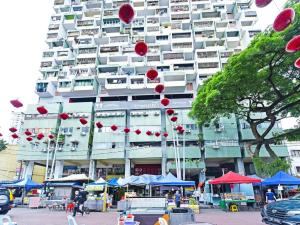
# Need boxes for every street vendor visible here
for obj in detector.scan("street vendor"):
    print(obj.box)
[175,191,181,208]
[265,189,277,204]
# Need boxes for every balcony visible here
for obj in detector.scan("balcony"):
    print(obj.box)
[97,65,119,79]
[48,24,60,31]
[77,57,97,65]
[78,46,98,56]
[171,13,190,21]
[73,78,98,95]
[81,28,100,36]
[108,55,128,65]
[196,50,219,63]
[63,14,76,30]
[105,77,127,90]
[100,46,119,54]
[205,145,242,158]
[163,52,184,62]
[171,5,189,13]
[77,19,94,27]
[163,71,186,91]
[130,78,145,89]
[172,42,193,51]
[84,9,101,18]
[102,18,120,28]
[57,80,73,96]
[193,21,214,30]
[42,51,55,59]
[170,0,188,4]
[128,146,162,159]
[197,62,220,74]
[167,160,205,170]
[147,55,161,63]
[35,81,56,97]
[103,9,118,18]
[147,0,159,7]
[91,148,124,160]
[202,11,221,19]
[40,61,53,70]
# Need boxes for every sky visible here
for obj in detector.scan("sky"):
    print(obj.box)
[0,0,289,139]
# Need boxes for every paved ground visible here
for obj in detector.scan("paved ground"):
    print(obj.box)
[5,208,264,225]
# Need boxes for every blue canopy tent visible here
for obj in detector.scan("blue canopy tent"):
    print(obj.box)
[3,178,43,191]
[107,178,121,187]
[261,171,300,186]
[119,174,163,186]
[0,180,22,187]
[150,173,195,186]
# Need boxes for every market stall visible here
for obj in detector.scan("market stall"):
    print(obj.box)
[209,171,261,212]
[3,178,43,206]
[85,178,107,212]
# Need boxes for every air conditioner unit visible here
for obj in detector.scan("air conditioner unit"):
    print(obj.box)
[42,148,47,152]
[186,129,191,133]
[66,132,72,136]
[212,144,220,149]
[174,112,178,115]
[58,147,63,151]
[81,132,87,136]
[143,112,148,116]
[71,147,76,151]
[154,112,160,116]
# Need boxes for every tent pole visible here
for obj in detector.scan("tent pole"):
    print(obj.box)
[49,128,61,179]
[170,123,179,178]
[45,138,51,180]
[175,132,181,180]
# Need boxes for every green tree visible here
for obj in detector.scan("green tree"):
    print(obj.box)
[190,3,300,163]
[0,139,8,152]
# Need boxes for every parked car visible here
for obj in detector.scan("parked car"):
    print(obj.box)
[261,193,300,225]
[0,188,12,215]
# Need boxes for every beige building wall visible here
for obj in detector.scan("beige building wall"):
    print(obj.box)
[0,145,45,183]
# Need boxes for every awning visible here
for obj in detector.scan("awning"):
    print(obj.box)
[261,171,300,186]
[45,182,81,187]
[209,171,261,185]
[150,173,195,186]
[3,179,43,191]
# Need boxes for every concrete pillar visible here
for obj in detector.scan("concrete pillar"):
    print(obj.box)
[22,161,34,179]
[54,160,64,179]
[234,158,245,175]
[161,108,167,176]
[89,160,97,180]
[124,110,131,178]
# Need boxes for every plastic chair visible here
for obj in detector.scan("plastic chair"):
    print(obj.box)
[67,215,78,225]
[0,215,14,225]
[229,204,238,212]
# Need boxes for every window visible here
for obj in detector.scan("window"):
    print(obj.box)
[291,150,300,157]
[71,142,79,148]
[296,166,300,173]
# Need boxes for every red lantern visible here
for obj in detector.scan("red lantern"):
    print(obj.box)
[37,106,48,115]
[178,129,185,134]
[155,132,160,137]
[255,0,272,8]
[161,98,170,107]
[59,113,69,120]
[273,8,295,32]
[135,129,141,135]
[24,129,32,136]
[166,108,175,116]
[10,99,23,108]
[155,84,165,94]
[286,35,300,53]
[26,137,33,142]
[295,57,300,68]
[124,128,130,133]
[171,116,178,122]
[96,122,103,129]
[37,133,45,140]
[9,127,17,133]
[79,118,88,125]
[11,133,19,139]
[48,134,55,139]
[163,132,168,137]
[146,130,152,136]
[135,41,148,56]
[119,3,135,24]
[146,69,158,80]
[111,125,118,131]
[176,125,183,131]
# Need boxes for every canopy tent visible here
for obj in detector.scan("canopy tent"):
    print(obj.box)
[150,173,195,186]
[119,174,163,186]
[85,178,107,191]
[261,171,300,186]
[46,182,82,188]
[248,174,264,186]
[46,174,92,182]
[107,178,123,187]
[0,180,22,187]
[3,178,43,191]
[209,171,261,185]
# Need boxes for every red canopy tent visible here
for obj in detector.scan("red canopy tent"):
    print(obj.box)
[209,171,261,185]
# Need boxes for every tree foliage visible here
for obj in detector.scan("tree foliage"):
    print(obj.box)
[190,2,300,159]
[0,139,8,152]
[252,157,291,178]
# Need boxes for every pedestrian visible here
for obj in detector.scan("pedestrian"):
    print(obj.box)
[175,191,181,208]
[73,190,84,217]
[265,188,276,204]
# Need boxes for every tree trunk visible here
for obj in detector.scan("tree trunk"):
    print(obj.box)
[254,143,262,158]
[264,143,278,159]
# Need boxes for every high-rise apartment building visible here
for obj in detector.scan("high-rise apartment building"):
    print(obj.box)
[18,0,288,181]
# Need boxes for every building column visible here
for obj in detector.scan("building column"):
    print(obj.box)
[22,161,34,179]
[124,109,131,178]
[161,108,167,176]
[89,160,97,180]
[234,157,245,175]
[54,160,64,179]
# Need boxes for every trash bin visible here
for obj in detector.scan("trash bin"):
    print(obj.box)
[170,208,195,225]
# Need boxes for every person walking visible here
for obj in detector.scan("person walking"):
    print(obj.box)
[175,191,181,208]
[265,189,276,204]
[73,191,84,217]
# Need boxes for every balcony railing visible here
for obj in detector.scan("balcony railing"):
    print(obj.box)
[81,28,99,36]
[40,61,52,68]
[163,53,184,60]
[197,51,218,58]
[77,58,96,65]
[78,48,97,54]
[77,20,94,27]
